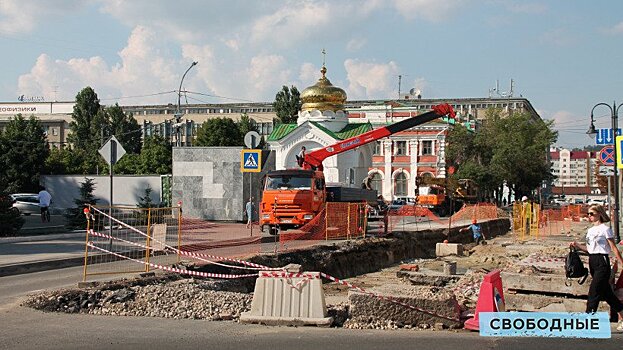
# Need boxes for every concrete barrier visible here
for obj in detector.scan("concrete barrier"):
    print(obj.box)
[240,268,333,326]
[436,243,463,257]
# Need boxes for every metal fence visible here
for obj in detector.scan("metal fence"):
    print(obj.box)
[84,206,181,280]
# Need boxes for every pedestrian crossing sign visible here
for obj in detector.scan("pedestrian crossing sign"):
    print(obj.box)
[241,149,262,172]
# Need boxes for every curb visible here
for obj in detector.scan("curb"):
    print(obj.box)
[0,256,86,277]
[0,231,85,244]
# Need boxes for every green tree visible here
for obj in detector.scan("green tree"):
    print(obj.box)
[45,146,88,175]
[0,114,49,193]
[137,185,155,208]
[107,104,141,154]
[0,192,24,236]
[113,153,140,175]
[195,118,242,146]
[67,87,108,174]
[64,177,98,229]
[446,109,557,202]
[238,113,258,139]
[137,136,172,174]
[237,113,265,148]
[273,85,301,124]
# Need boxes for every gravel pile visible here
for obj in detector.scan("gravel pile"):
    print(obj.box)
[23,276,253,321]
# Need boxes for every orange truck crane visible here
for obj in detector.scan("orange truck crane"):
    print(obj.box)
[415,176,479,216]
[260,103,456,235]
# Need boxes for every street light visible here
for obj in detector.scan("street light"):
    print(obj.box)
[175,61,198,147]
[587,101,623,243]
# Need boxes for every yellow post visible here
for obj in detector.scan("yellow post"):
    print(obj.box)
[82,205,92,282]
[144,208,152,272]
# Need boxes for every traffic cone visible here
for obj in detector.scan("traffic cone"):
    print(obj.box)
[464,269,505,331]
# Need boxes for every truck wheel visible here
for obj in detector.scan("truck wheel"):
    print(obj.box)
[269,225,279,236]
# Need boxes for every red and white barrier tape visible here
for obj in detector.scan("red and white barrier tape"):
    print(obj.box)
[89,208,459,321]
[87,242,257,279]
[259,271,321,289]
[88,229,282,271]
[87,208,283,271]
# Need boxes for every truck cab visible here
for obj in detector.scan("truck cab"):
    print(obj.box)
[260,169,325,234]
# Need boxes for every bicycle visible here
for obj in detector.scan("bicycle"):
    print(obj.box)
[40,206,50,223]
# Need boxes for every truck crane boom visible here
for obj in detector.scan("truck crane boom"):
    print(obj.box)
[301,103,456,171]
[260,103,456,235]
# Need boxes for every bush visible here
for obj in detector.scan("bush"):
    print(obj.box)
[0,192,24,236]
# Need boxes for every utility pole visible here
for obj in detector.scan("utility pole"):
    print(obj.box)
[175,61,198,147]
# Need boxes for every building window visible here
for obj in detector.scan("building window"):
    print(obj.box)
[395,141,406,155]
[421,140,433,155]
[370,172,382,193]
[349,168,355,185]
[374,141,383,155]
[394,172,407,196]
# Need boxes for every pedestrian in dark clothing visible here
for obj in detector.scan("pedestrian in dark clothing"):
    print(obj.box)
[571,205,623,330]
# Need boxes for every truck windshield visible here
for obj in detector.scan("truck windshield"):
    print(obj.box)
[265,176,312,190]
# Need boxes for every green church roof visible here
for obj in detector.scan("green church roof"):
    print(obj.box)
[267,122,373,141]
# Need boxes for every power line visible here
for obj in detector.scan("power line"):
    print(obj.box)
[100,90,177,102]
[184,90,256,103]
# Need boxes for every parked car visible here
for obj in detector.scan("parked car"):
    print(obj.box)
[388,199,406,211]
[10,193,40,216]
[587,199,606,206]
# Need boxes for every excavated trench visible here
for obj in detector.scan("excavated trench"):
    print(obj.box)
[199,218,511,281]
[24,218,511,328]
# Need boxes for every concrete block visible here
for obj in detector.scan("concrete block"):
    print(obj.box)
[501,272,589,296]
[435,243,463,257]
[396,271,460,287]
[149,223,167,251]
[348,285,461,327]
[240,271,332,327]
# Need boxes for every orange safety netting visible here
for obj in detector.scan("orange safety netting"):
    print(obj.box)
[279,202,367,243]
[389,205,444,225]
[450,203,499,223]
[179,217,262,259]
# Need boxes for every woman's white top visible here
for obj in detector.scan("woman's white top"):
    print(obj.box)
[586,223,613,254]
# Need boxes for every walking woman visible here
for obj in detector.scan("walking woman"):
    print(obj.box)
[571,204,623,330]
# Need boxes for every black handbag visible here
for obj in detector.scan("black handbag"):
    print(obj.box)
[565,247,588,286]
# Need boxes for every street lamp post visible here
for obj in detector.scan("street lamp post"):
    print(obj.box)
[175,61,198,147]
[588,101,623,243]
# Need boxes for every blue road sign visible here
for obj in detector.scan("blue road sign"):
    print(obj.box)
[599,146,615,166]
[240,149,261,173]
[595,128,622,145]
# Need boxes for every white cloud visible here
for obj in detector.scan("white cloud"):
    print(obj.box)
[539,28,574,47]
[601,22,623,35]
[241,55,292,100]
[249,1,382,48]
[0,0,86,33]
[392,0,463,22]
[344,59,400,99]
[508,3,547,14]
[17,26,181,104]
[299,63,319,86]
[550,110,579,127]
[346,38,367,52]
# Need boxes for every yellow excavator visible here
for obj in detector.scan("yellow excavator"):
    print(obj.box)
[415,176,479,216]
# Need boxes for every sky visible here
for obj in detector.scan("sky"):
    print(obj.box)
[2,0,623,149]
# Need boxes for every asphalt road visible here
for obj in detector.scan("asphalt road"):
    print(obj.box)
[0,267,621,350]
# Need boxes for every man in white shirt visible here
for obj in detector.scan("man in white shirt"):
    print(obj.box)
[37,186,52,223]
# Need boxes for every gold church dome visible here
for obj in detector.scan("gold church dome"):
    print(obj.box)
[300,66,347,112]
